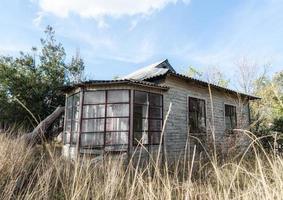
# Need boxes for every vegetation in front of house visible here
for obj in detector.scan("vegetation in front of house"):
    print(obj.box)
[0,133,282,199]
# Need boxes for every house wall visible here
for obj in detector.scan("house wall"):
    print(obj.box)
[161,76,250,162]
[62,80,251,163]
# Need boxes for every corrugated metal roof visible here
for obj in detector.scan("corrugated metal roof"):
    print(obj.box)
[122,59,260,100]
[165,72,260,100]
[121,59,175,80]
[62,79,169,92]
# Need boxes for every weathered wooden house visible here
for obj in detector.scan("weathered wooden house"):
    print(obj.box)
[62,59,259,161]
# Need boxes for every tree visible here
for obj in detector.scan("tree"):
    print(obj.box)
[250,70,283,135]
[0,26,85,130]
[67,49,85,84]
[186,66,229,87]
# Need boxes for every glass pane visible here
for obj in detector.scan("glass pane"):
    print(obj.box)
[134,104,148,118]
[188,97,206,133]
[225,116,232,129]
[106,118,129,131]
[72,106,80,120]
[150,132,161,144]
[149,120,162,131]
[64,132,70,144]
[73,94,80,106]
[66,108,72,120]
[80,132,104,147]
[149,107,162,119]
[71,132,79,144]
[134,91,148,104]
[225,105,237,129]
[133,131,148,145]
[83,105,105,118]
[108,90,129,103]
[82,119,105,132]
[65,120,71,132]
[149,93,162,106]
[133,118,148,131]
[84,91,105,104]
[71,120,79,132]
[105,132,128,145]
[67,96,73,107]
[107,104,129,117]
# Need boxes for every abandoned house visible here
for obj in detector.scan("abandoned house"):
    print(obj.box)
[62,59,260,161]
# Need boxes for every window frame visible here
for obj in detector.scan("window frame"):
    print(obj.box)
[187,96,207,133]
[224,103,237,130]
[133,90,163,146]
[80,89,131,150]
[64,92,80,145]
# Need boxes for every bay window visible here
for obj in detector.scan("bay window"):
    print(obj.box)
[63,89,163,152]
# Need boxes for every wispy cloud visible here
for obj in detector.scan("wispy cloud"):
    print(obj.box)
[33,11,44,27]
[35,0,190,18]
[33,0,190,28]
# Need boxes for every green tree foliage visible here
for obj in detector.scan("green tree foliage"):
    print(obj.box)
[251,71,283,134]
[0,26,85,129]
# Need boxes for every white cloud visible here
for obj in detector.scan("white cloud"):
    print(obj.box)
[35,0,190,19]
[33,12,44,27]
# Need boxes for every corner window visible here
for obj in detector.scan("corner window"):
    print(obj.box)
[225,104,237,130]
[188,97,206,133]
[133,91,163,145]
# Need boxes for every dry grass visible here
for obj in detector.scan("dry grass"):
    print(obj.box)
[0,133,282,200]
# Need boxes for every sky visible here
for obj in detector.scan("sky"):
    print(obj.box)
[0,0,282,85]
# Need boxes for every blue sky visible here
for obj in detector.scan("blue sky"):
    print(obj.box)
[0,0,282,84]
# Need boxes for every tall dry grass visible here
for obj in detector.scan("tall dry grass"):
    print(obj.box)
[0,133,282,200]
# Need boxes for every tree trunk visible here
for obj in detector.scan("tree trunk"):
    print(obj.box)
[22,106,65,146]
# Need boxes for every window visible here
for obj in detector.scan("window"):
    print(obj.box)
[225,104,237,130]
[188,97,206,133]
[80,90,130,150]
[133,91,163,145]
[64,93,80,145]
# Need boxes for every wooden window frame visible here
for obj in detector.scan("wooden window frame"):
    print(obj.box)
[63,92,80,145]
[79,89,131,151]
[224,104,237,130]
[188,96,207,133]
[133,90,163,146]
